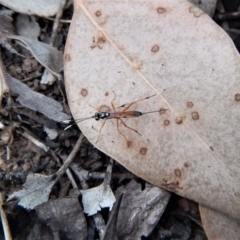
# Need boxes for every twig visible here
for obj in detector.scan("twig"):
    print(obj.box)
[19,127,79,188]
[50,0,66,47]
[216,0,229,30]
[0,192,12,240]
[71,161,133,181]
[89,171,133,180]
[43,17,71,24]
[95,158,115,240]
[55,134,84,179]
[14,106,47,125]
[19,127,49,152]
[0,48,10,103]
[47,0,69,111]
[70,159,116,239]
[217,12,240,21]
[22,73,43,83]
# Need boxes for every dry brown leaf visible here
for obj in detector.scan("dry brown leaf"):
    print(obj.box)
[64,0,240,223]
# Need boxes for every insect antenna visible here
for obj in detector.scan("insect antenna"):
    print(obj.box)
[114,94,157,110]
[62,116,94,131]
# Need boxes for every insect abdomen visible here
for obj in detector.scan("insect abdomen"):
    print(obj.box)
[121,111,143,118]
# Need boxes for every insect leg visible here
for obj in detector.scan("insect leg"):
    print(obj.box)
[116,118,130,148]
[96,118,107,144]
[119,118,142,136]
[111,91,116,110]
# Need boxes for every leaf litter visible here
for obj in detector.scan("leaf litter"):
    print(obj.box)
[0,0,236,239]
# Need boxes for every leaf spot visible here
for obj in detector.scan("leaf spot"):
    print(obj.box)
[175,116,183,124]
[191,111,199,120]
[64,54,71,61]
[186,101,194,108]
[127,141,133,148]
[174,168,181,177]
[151,44,160,53]
[164,119,170,126]
[90,31,106,49]
[235,93,240,101]
[80,88,88,97]
[140,147,147,155]
[184,162,189,168]
[156,7,166,14]
[95,10,101,17]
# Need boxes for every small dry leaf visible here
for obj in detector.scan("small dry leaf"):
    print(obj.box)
[8,173,56,209]
[0,0,66,17]
[15,14,40,40]
[6,74,70,122]
[2,35,63,78]
[80,181,116,216]
[64,0,240,223]
[35,197,87,240]
[43,125,58,140]
[40,69,56,85]
[116,180,170,239]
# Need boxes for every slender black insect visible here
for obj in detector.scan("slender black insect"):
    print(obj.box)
[64,93,168,147]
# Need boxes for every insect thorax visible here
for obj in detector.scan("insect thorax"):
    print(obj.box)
[94,112,110,121]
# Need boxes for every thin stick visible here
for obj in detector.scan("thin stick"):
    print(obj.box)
[55,134,84,180]
[0,192,12,240]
